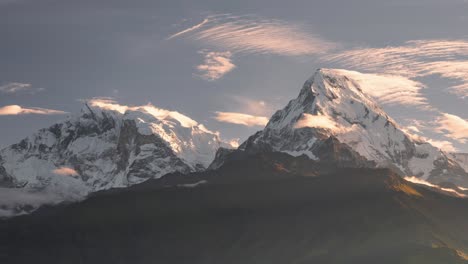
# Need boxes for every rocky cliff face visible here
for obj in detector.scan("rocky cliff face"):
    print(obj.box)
[238,69,468,186]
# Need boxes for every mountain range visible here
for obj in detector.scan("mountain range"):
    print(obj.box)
[2,68,468,263]
[0,100,225,216]
[0,69,467,218]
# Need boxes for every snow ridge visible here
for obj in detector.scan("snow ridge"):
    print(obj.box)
[0,100,224,217]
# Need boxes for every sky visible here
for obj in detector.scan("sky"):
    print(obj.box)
[0,0,467,152]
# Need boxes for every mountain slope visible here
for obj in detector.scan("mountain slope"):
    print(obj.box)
[0,99,224,216]
[1,152,468,264]
[451,153,468,173]
[239,69,468,186]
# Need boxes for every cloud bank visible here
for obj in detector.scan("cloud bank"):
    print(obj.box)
[0,105,67,116]
[214,111,268,127]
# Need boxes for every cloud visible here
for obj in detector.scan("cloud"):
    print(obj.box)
[294,113,356,134]
[87,97,129,114]
[0,82,43,94]
[0,105,67,116]
[214,96,274,129]
[214,111,268,127]
[228,138,240,148]
[87,98,215,131]
[295,113,339,130]
[322,39,468,96]
[169,14,336,56]
[404,176,439,188]
[167,18,209,40]
[400,119,429,141]
[400,118,460,152]
[0,188,60,217]
[52,167,79,176]
[426,139,458,153]
[406,126,421,133]
[169,14,335,81]
[333,69,429,108]
[228,95,272,116]
[404,176,466,197]
[196,51,236,81]
[435,113,468,143]
[420,61,468,96]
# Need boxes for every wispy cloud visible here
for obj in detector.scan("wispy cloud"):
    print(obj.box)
[52,167,79,176]
[87,98,216,131]
[227,138,240,148]
[435,113,468,143]
[404,176,467,197]
[322,39,468,96]
[214,111,268,127]
[196,51,236,81]
[213,96,274,128]
[295,114,339,130]
[426,139,458,153]
[294,113,357,134]
[0,187,60,217]
[332,69,429,108]
[400,117,462,152]
[169,14,336,82]
[0,82,44,94]
[0,105,67,116]
[227,95,272,116]
[420,61,468,96]
[167,18,209,40]
[169,14,336,56]
[399,117,459,152]
[87,97,130,114]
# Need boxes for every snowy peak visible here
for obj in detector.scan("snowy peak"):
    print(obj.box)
[303,69,387,115]
[84,98,222,168]
[0,99,225,216]
[262,69,396,134]
[241,68,468,187]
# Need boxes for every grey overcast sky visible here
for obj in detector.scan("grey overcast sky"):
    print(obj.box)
[0,0,467,151]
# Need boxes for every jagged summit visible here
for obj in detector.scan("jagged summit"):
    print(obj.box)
[84,98,222,168]
[240,68,468,186]
[265,69,392,130]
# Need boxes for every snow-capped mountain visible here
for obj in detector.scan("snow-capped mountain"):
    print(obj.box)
[0,99,224,216]
[239,69,468,187]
